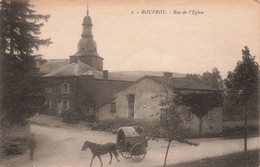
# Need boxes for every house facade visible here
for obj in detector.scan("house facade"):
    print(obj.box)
[44,76,78,115]
[98,76,167,121]
[98,73,223,136]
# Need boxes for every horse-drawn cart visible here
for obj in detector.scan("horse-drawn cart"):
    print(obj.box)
[116,126,148,162]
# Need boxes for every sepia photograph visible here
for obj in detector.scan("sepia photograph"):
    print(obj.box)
[0,0,259,167]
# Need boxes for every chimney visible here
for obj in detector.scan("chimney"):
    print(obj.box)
[163,72,173,78]
[103,70,108,80]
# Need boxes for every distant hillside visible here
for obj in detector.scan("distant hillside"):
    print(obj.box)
[111,71,186,79]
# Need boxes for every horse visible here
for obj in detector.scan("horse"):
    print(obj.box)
[81,140,120,167]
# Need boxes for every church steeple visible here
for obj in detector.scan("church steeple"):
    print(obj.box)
[77,3,97,55]
[70,3,103,71]
[87,2,89,16]
[81,5,93,38]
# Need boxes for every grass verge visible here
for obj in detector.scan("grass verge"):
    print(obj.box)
[166,149,259,167]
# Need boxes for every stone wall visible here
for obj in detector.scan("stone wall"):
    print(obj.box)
[77,75,132,121]
[98,103,117,120]
[77,76,96,120]
[78,55,103,71]
[180,107,223,136]
[117,78,166,119]
[223,119,259,128]
[98,78,167,120]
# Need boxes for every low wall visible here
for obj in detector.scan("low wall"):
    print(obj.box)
[222,119,259,137]
[223,119,259,128]
[96,117,159,135]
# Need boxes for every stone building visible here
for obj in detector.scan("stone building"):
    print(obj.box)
[42,7,133,121]
[98,73,223,136]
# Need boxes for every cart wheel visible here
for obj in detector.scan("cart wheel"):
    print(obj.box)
[121,151,131,159]
[130,143,146,162]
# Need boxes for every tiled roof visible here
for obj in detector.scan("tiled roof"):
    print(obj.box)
[44,60,97,77]
[143,75,219,91]
[97,75,219,108]
[40,59,69,74]
[83,71,139,82]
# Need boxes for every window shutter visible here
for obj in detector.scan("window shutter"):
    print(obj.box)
[67,101,70,110]
[110,102,116,113]
[67,83,70,93]
[128,94,135,107]
[49,100,52,109]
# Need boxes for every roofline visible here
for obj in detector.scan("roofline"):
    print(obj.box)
[174,88,220,92]
[113,75,220,94]
[44,75,134,82]
[44,75,78,78]
[108,76,161,96]
[95,78,134,83]
[97,97,116,108]
[70,54,104,60]
[147,75,220,91]
[43,60,97,77]
[96,80,134,108]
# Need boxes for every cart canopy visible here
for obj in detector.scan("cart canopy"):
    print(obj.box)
[117,127,140,138]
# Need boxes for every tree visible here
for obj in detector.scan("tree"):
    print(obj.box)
[201,68,223,89]
[186,67,223,89]
[224,46,259,153]
[0,110,11,144]
[185,73,202,83]
[175,92,223,136]
[0,0,51,125]
[152,91,198,167]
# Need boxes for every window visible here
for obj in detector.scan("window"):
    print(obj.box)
[128,94,135,117]
[45,88,52,93]
[128,94,135,106]
[129,106,134,117]
[87,107,94,115]
[45,100,52,109]
[160,108,167,124]
[62,83,70,93]
[186,108,192,120]
[110,102,116,113]
[62,100,69,110]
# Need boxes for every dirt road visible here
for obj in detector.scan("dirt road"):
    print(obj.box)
[1,123,259,167]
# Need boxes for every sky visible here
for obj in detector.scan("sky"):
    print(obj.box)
[33,0,260,78]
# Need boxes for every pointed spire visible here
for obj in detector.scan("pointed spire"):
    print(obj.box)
[87,1,89,16]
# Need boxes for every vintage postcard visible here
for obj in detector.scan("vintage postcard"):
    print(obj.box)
[1,0,259,167]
